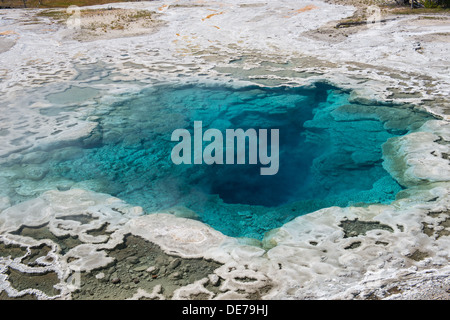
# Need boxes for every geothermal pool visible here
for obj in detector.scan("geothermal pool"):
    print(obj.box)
[1,82,431,239]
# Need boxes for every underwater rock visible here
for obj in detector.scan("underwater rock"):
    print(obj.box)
[0,0,448,301]
[165,206,199,220]
[20,83,431,240]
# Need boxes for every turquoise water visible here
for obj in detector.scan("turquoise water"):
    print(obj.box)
[39,82,429,239]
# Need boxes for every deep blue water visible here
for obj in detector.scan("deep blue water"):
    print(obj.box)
[44,82,430,239]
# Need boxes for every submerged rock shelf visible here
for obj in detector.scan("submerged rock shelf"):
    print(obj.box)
[0,0,449,300]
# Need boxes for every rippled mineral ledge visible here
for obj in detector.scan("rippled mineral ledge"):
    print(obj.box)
[0,0,449,300]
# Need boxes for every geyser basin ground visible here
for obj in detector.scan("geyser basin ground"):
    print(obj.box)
[0,1,449,300]
[3,82,431,239]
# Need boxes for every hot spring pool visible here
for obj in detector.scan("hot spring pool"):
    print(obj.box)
[4,82,432,239]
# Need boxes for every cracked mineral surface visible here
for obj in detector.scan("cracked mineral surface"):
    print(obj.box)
[0,0,449,300]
